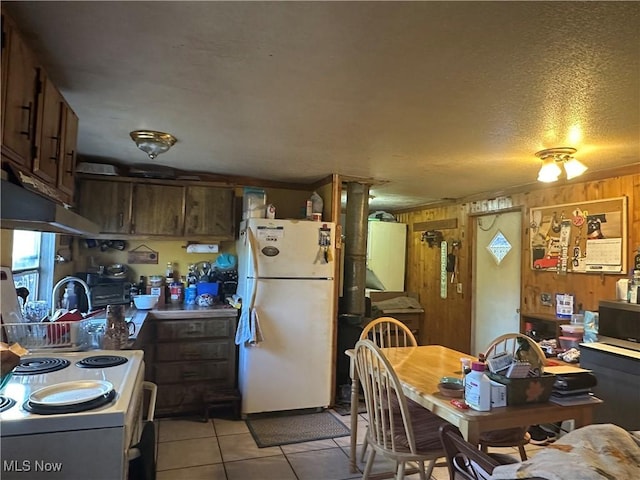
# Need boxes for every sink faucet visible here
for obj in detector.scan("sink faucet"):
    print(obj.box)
[51,276,92,317]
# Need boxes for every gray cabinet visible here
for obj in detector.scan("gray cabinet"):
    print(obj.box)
[149,313,238,416]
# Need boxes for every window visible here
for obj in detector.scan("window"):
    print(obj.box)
[12,230,55,305]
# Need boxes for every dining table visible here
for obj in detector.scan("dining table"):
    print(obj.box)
[346,344,602,473]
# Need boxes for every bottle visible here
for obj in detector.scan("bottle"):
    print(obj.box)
[464,361,491,411]
[628,270,640,304]
[62,281,78,310]
[138,276,146,295]
[166,262,175,282]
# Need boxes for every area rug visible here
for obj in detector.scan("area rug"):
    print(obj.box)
[246,410,350,448]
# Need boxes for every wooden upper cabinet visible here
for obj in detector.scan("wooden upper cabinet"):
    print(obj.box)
[1,13,39,167]
[57,102,78,199]
[184,186,234,238]
[33,75,63,185]
[78,179,133,234]
[132,183,185,235]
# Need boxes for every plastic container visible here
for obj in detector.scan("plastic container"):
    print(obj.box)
[243,187,267,219]
[197,282,219,297]
[558,336,581,350]
[464,361,491,411]
[185,285,197,305]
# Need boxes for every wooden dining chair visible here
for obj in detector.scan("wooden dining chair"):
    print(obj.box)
[439,424,518,480]
[354,339,449,480]
[358,316,418,462]
[361,316,418,348]
[478,333,547,460]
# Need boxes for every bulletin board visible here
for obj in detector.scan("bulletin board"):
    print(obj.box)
[529,196,627,274]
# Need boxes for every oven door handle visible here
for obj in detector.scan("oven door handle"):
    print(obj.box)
[142,381,157,422]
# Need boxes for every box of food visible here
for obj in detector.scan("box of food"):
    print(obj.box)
[487,372,555,406]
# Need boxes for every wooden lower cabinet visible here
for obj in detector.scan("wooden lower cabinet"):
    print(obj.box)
[149,313,238,416]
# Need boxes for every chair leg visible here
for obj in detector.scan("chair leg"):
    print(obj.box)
[363,448,376,480]
[417,460,427,480]
[396,460,405,480]
[518,444,528,461]
[424,459,436,479]
[359,432,369,463]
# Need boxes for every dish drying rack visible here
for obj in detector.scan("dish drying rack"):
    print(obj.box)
[2,319,91,352]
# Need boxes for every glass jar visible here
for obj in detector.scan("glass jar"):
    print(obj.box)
[102,304,129,350]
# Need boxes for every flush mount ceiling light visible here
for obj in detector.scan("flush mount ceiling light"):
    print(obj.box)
[130,130,177,160]
[535,147,587,183]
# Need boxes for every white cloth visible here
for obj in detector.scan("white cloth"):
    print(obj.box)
[234,307,264,346]
[490,424,640,480]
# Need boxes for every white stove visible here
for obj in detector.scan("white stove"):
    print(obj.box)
[0,350,145,480]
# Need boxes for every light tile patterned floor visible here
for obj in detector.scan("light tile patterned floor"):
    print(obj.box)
[155,409,547,479]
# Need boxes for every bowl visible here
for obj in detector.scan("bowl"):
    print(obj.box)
[438,381,464,398]
[133,295,159,310]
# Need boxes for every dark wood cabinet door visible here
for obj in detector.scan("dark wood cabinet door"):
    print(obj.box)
[1,18,39,167]
[57,103,78,199]
[184,186,234,238]
[132,183,184,235]
[78,179,132,234]
[33,76,63,185]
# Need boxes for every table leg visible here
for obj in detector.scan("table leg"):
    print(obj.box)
[349,369,359,473]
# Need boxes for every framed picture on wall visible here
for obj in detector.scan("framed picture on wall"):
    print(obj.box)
[529,196,627,274]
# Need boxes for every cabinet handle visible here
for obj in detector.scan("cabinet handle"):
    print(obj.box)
[66,150,75,173]
[20,102,33,139]
[118,212,124,228]
[49,135,61,162]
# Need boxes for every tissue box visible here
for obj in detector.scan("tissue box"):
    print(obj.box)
[487,372,555,406]
[490,380,507,408]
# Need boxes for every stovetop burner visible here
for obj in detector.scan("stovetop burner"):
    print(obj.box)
[0,395,16,413]
[76,355,128,369]
[14,358,71,375]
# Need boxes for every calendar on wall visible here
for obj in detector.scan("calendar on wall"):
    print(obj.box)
[529,197,627,274]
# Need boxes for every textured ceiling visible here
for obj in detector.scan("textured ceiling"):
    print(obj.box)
[5,1,639,210]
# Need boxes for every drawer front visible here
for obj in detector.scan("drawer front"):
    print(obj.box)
[156,382,235,411]
[156,340,230,362]
[154,361,230,384]
[156,318,234,341]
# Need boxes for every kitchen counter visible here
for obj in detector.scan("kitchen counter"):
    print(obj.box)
[87,304,238,349]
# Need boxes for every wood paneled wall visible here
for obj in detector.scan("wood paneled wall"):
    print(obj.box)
[396,172,639,354]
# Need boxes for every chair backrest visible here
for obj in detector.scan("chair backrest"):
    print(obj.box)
[354,339,417,454]
[439,424,500,480]
[360,316,418,347]
[484,333,546,375]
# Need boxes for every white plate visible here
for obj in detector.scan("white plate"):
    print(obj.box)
[29,380,113,407]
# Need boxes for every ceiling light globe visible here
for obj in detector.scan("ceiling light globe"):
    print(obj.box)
[563,157,588,179]
[537,158,562,182]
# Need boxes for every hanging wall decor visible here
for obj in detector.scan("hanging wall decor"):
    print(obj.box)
[529,197,627,274]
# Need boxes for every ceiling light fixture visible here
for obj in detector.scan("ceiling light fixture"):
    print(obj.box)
[130,130,177,160]
[535,147,587,183]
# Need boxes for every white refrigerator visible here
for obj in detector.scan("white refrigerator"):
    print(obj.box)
[236,218,336,415]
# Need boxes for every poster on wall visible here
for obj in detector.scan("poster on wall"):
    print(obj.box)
[529,197,627,274]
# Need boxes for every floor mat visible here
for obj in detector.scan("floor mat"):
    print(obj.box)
[246,410,350,448]
[332,401,367,416]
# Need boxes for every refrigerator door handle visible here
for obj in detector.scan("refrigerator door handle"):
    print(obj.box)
[247,227,259,308]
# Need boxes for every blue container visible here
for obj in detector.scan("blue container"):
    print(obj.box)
[185,285,197,305]
[197,282,219,297]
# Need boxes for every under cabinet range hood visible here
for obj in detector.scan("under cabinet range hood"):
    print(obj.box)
[1,180,100,235]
